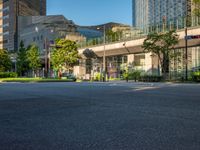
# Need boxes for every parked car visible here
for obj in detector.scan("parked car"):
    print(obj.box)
[62,73,77,81]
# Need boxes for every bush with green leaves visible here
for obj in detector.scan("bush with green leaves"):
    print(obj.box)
[0,72,18,78]
[191,71,200,82]
[122,70,141,82]
[139,75,163,82]
[128,70,141,81]
[122,71,129,80]
[94,72,101,81]
[0,49,12,72]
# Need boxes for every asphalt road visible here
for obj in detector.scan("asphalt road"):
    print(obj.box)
[0,82,200,150]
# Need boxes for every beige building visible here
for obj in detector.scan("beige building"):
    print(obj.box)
[65,33,86,43]
[0,0,46,51]
[112,25,143,39]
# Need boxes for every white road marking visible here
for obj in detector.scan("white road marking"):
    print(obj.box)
[134,87,159,91]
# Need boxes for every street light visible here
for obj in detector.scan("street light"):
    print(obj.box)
[103,25,106,82]
[35,26,47,78]
[35,25,54,78]
[123,42,131,54]
[97,25,106,82]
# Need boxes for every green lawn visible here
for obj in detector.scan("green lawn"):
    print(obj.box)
[0,78,75,83]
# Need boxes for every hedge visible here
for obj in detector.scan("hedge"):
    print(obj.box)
[139,75,163,82]
[0,72,18,78]
[191,71,200,82]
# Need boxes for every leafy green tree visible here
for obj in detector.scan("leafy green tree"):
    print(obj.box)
[193,0,200,17]
[142,30,179,78]
[51,39,79,76]
[26,44,41,77]
[0,49,12,72]
[16,41,29,76]
[106,30,122,42]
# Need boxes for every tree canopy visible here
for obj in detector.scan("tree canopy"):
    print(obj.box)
[193,0,200,17]
[0,49,12,72]
[106,29,122,42]
[142,30,179,77]
[16,41,30,76]
[26,44,41,76]
[51,39,79,72]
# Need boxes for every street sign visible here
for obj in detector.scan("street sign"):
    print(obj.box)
[185,35,200,40]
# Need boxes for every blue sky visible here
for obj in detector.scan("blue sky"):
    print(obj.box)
[47,0,132,26]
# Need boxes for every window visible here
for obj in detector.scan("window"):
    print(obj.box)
[0,23,9,28]
[3,15,9,20]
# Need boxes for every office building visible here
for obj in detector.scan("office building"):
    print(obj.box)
[133,0,192,31]
[0,0,46,51]
[19,15,77,52]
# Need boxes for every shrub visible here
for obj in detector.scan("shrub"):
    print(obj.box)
[139,75,163,82]
[122,70,141,81]
[0,72,18,78]
[191,71,200,82]
[122,72,129,80]
[128,71,141,81]
[94,72,101,81]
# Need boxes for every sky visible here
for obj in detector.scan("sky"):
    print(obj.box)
[47,0,132,26]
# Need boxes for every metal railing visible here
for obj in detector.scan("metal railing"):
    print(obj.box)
[78,16,200,49]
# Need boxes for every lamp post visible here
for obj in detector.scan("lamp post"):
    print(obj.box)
[44,26,56,78]
[35,25,55,78]
[35,26,48,78]
[103,25,106,82]
[97,25,106,82]
[123,42,131,54]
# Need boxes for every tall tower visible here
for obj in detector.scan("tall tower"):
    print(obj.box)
[132,0,136,27]
[132,0,193,31]
[132,0,149,30]
[0,0,46,51]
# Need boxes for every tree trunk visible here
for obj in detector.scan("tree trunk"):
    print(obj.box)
[58,69,62,79]
[162,53,169,80]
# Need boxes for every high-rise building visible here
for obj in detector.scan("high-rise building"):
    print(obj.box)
[132,0,149,30]
[0,0,46,51]
[132,0,192,31]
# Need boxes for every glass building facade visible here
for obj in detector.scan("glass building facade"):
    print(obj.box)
[132,0,149,30]
[18,0,46,16]
[133,0,192,31]
[131,0,200,79]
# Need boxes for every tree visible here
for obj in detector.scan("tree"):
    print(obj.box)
[106,29,122,42]
[16,41,29,76]
[0,49,12,72]
[193,0,200,17]
[26,44,41,77]
[142,30,179,78]
[51,39,79,76]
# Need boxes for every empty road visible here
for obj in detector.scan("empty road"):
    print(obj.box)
[0,82,200,150]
